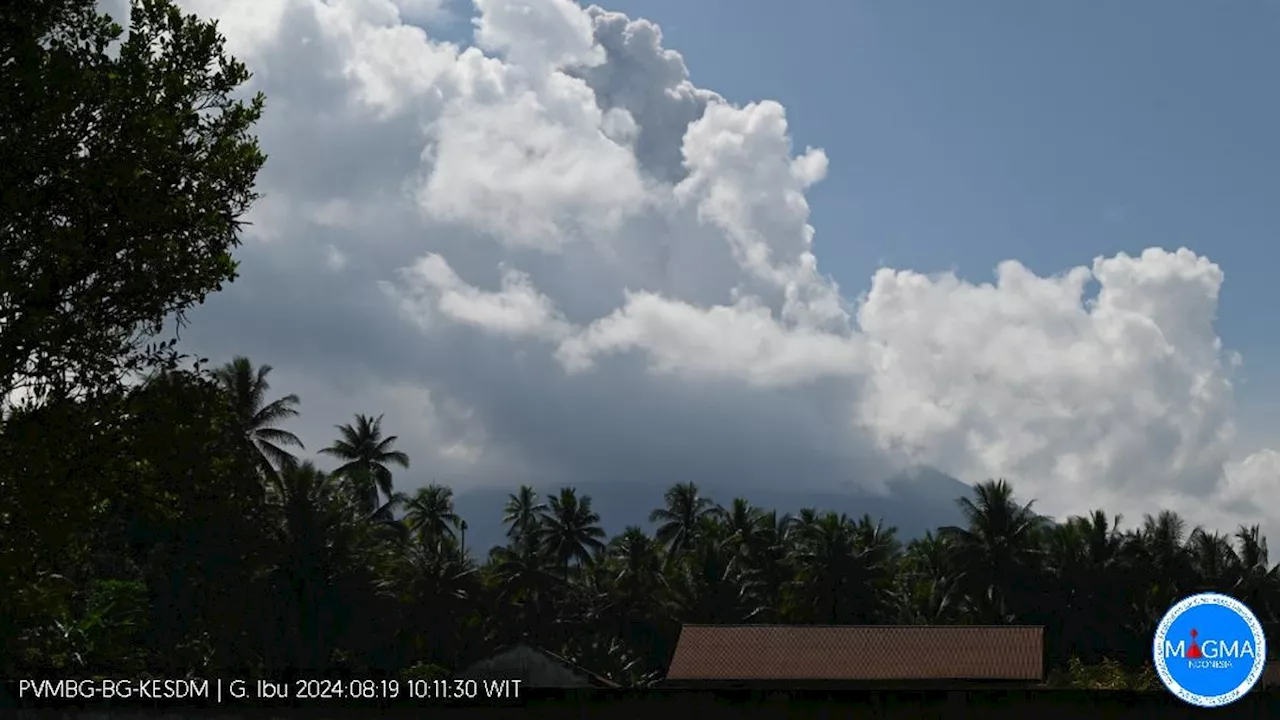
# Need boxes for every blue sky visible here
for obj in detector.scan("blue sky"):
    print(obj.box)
[579,0,1280,448]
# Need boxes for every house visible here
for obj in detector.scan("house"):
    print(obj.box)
[662,624,1045,690]
[455,644,620,688]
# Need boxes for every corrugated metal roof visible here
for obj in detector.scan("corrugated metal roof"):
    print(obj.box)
[666,625,1044,681]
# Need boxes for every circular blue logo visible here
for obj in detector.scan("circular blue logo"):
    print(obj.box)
[1153,593,1266,707]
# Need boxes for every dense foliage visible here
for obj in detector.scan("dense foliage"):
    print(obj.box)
[0,0,264,409]
[2,361,1277,685]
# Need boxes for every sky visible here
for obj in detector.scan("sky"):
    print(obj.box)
[99,0,1279,538]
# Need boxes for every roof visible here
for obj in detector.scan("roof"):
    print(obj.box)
[665,625,1044,682]
[458,644,620,688]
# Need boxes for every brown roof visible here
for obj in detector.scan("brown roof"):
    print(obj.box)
[666,625,1044,682]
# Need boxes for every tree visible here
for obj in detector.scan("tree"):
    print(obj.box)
[265,460,374,671]
[1128,510,1197,630]
[485,539,562,647]
[609,527,666,602]
[939,479,1048,623]
[1041,511,1131,663]
[739,511,794,622]
[392,536,478,668]
[403,485,460,546]
[503,485,546,549]
[320,414,410,515]
[895,532,964,625]
[540,488,607,573]
[0,357,304,675]
[789,513,896,624]
[0,0,265,409]
[1188,528,1238,591]
[1231,525,1280,640]
[719,498,763,549]
[649,482,717,560]
[212,357,303,478]
[669,516,760,624]
[600,527,674,679]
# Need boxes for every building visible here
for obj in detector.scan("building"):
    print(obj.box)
[662,624,1045,690]
[456,644,620,689]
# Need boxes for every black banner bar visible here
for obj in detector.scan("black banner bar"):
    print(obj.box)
[1,677,530,710]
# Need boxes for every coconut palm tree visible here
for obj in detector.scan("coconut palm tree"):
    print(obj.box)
[650,482,718,560]
[719,498,762,551]
[1136,510,1193,578]
[738,510,794,622]
[793,507,820,538]
[486,538,562,646]
[1231,525,1280,639]
[394,535,478,667]
[213,357,304,478]
[669,516,760,624]
[1042,511,1131,664]
[609,527,666,601]
[266,461,360,669]
[939,479,1048,623]
[1187,528,1239,592]
[790,512,894,624]
[1128,510,1196,628]
[403,484,460,545]
[503,485,546,549]
[540,487,607,573]
[320,413,410,515]
[895,532,964,624]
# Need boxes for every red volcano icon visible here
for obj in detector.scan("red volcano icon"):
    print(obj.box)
[1187,629,1203,659]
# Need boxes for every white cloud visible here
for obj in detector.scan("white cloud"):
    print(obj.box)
[555,293,864,387]
[387,253,570,340]
[854,252,1237,509]
[392,0,450,26]
[1222,450,1280,514]
[418,64,650,250]
[167,0,1277,539]
[473,0,603,72]
[324,244,348,271]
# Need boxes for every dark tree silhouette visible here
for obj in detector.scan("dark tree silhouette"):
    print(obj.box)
[540,488,607,572]
[321,413,410,515]
[650,482,718,560]
[404,484,461,545]
[213,357,304,478]
[503,485,546,549]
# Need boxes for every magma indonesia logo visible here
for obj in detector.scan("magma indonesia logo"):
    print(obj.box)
[1153,593,1266,708]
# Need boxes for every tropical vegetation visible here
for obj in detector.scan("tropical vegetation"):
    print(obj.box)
[3,365,1278,686]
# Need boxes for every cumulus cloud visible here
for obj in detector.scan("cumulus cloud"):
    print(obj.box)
[565,5,721,183]
[418,64,650,250]
[138,0,1276,537]
[391,0,450,26]
[473,0,602,71]
[855,250,1237,511]
[555,293,864,386]
[387,254,571,340]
